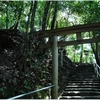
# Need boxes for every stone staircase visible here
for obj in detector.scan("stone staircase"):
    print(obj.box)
[59,64,100,99]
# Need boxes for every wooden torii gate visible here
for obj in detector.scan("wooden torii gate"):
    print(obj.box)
[37,22,100,99]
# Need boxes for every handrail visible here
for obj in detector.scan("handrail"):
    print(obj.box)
[91,57,100,78]
[8,85,55,100]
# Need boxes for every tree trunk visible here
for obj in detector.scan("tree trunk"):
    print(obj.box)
[49,1,58,42]
[42,1,51,30]
[80,44,83,63]
[89,32,100,66]
[31,1,38,32]
[51,1,58,30]
[23,2,33,72]
[91,42,100,66]
[14,6,23,30]
[95,42,100,65]
[29,1,38,66]
[29,1,38,47]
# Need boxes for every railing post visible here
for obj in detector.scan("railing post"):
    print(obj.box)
[51,35,58,99]
[48,88,51,99]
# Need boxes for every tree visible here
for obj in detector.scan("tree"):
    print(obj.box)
[42,1,51,30]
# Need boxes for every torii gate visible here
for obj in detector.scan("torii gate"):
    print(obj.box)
[37,22,100,99]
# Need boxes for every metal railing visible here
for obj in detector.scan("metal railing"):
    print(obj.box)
[91,57,100,78]
[8,85,55,100]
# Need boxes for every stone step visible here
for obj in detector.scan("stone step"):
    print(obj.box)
[68,80,99,83]
[66,85,100,88]
[69,78,98,81]
[72,74,96,76]
[68,83,100,85]
[65,88,100,91]
[67,83,100,87]
[59,95,100,99]
[74,75,95,77]
[59,65,100,99]
[71,77,96,79]
[62,91,100,96]
[72,75,95,77]
[75,72,94,73]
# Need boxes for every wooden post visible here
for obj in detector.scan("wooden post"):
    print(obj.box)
[76,33,81,40]
[51,35,58,99]
[60,49,63,66]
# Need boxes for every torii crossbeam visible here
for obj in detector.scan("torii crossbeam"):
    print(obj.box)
[38,22,100,38]
[37,22,100,99]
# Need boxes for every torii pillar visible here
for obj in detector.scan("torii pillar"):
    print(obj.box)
[51,35,58,99]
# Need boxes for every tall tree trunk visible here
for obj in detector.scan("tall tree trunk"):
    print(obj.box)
[49,1,58,42]
[29,1,38,66]
[40,1,51,45]
[89,32,100,66]
[95,42,100,65]
[80,44,83,63]
[42,1,51,30]
[14,6,23,30]
[23,2,33,72]
[31,1,38,32]
[74,49,75,62]
[51,1,58,30]
[29,1,38,47]
[91,42,100,65]
[9,4,23,30]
